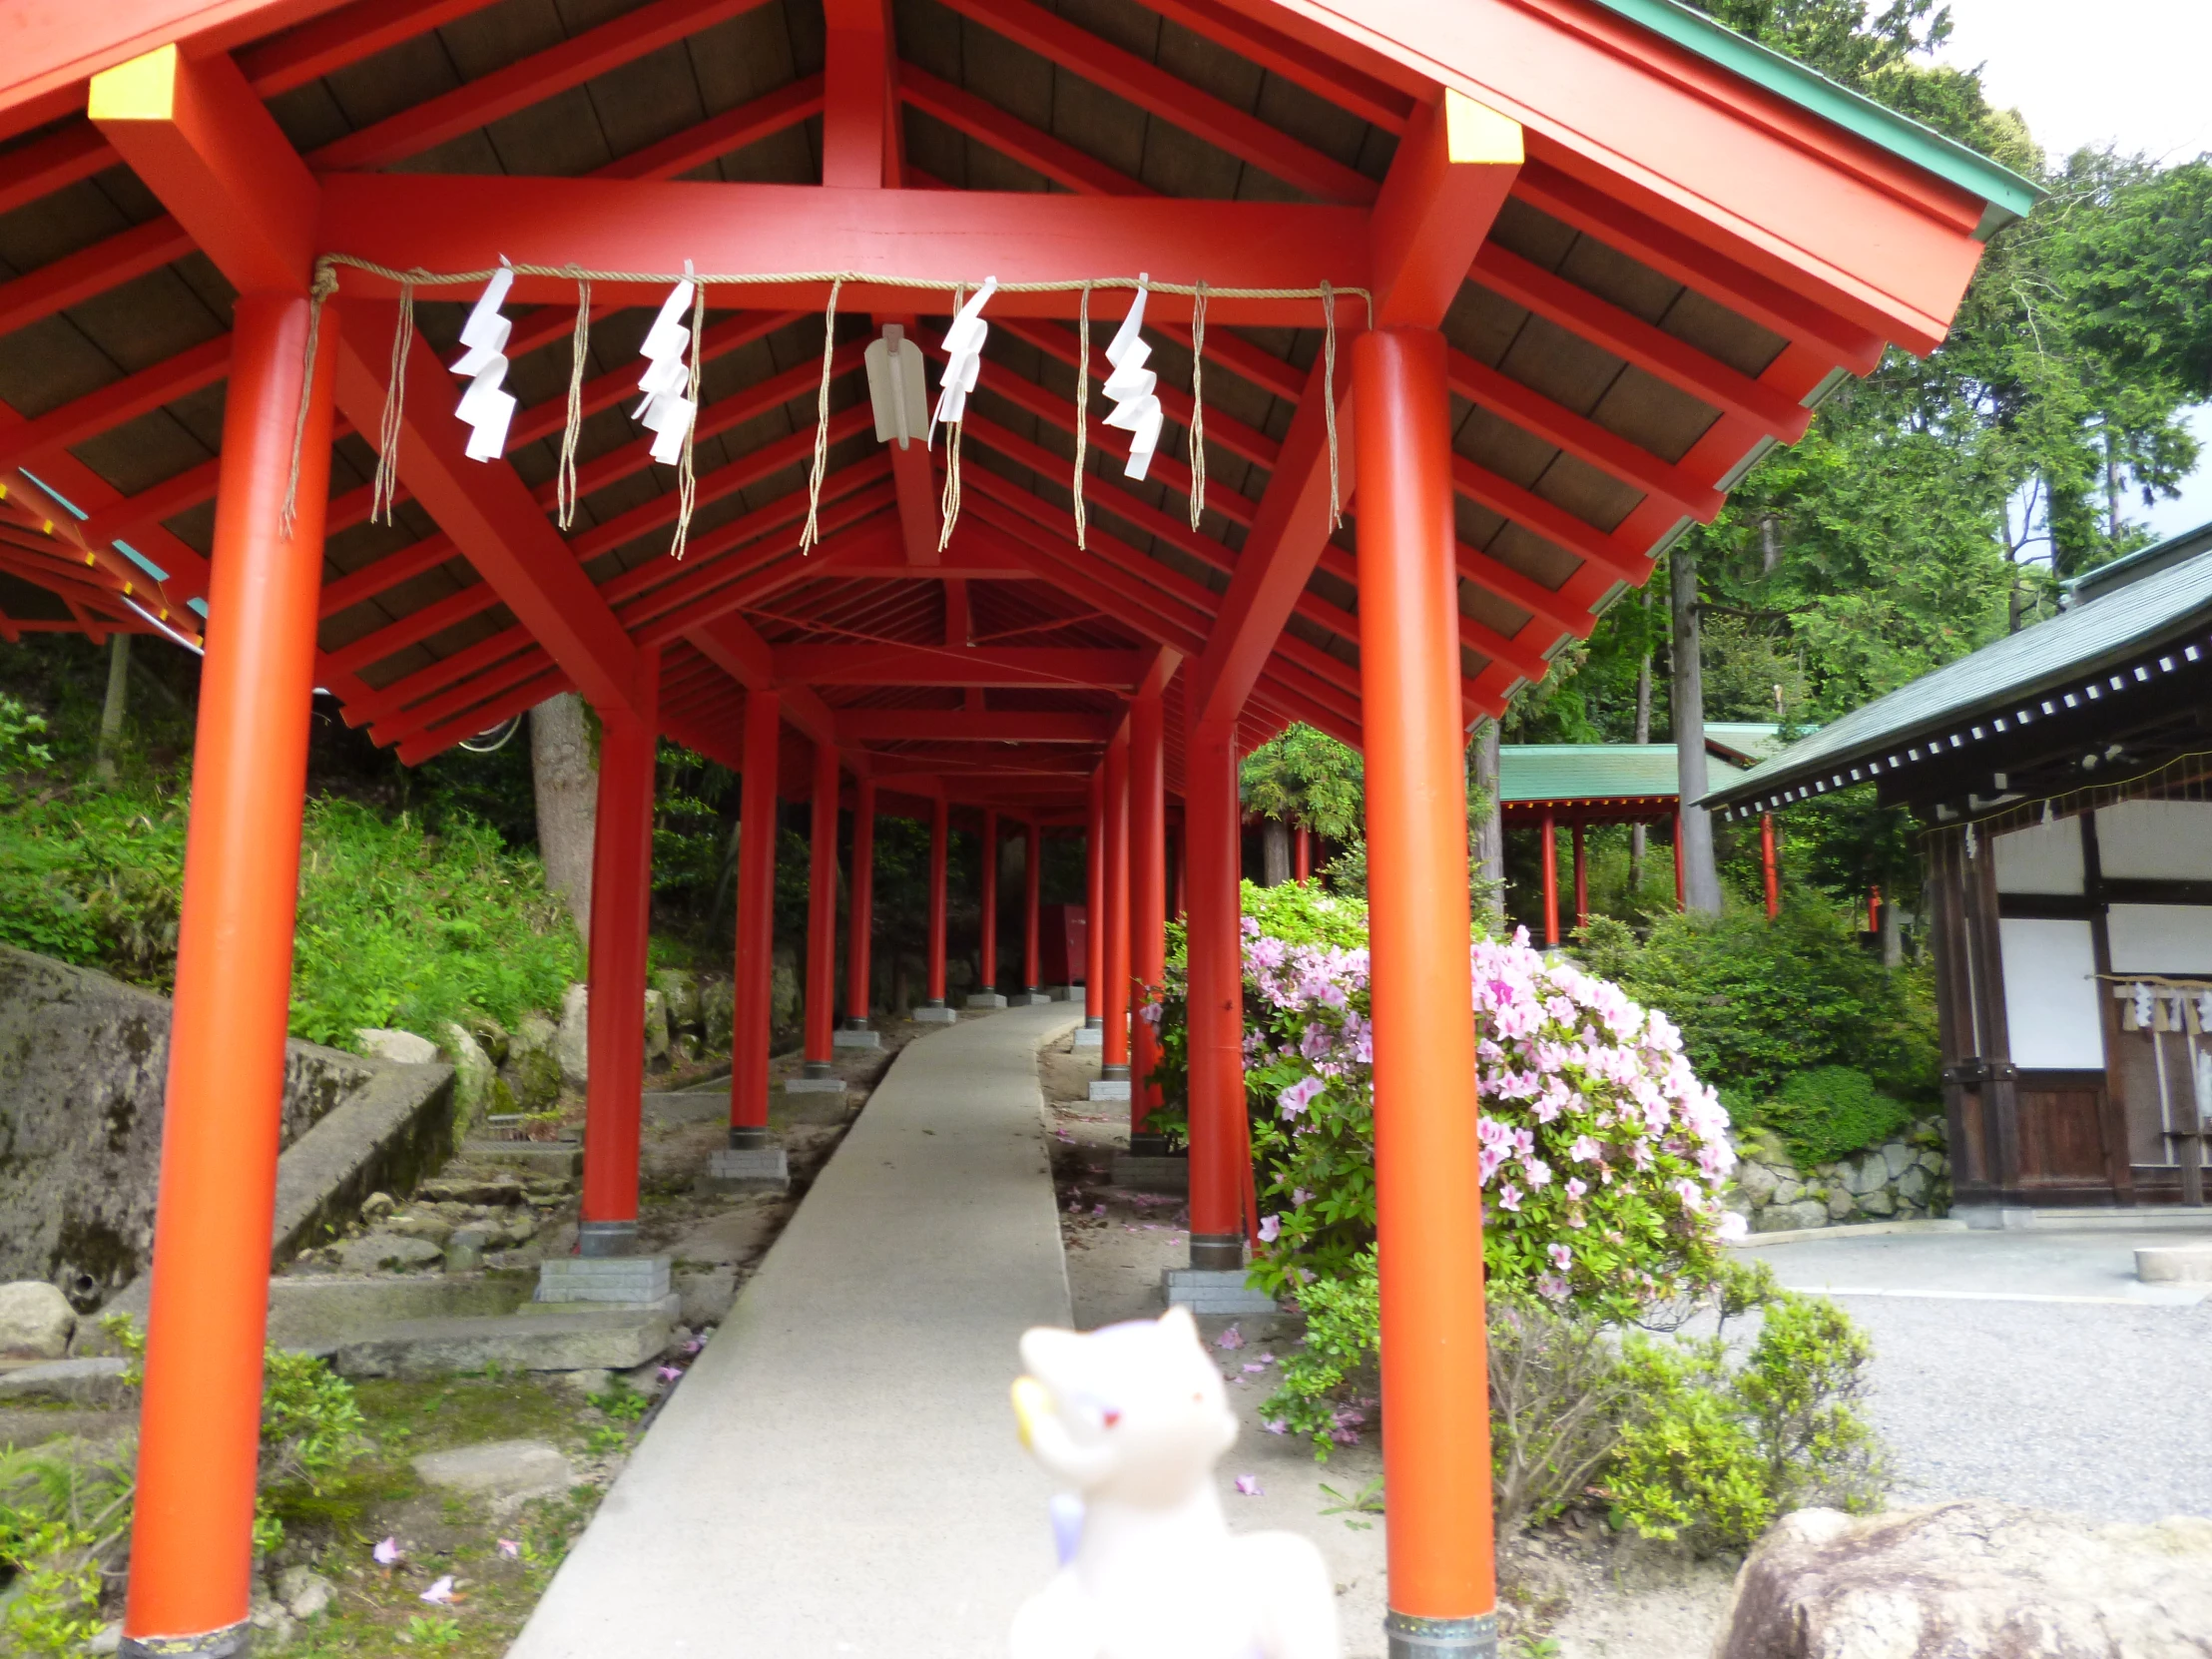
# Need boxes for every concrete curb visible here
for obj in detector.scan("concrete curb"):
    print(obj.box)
[1732,1218,1970,1248]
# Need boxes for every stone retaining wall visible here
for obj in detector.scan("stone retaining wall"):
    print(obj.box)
[1727,1118,1950,1233]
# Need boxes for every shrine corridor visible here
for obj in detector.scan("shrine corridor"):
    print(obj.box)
[507,1003,1077,1657]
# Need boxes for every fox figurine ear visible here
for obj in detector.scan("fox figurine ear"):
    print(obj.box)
[1158,1304,1200,1346]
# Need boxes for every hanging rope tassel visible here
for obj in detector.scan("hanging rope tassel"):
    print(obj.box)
[556,274,591,531]
[799,276,842,554]
[1073,281,1091,551]
[369,274,419,526]
[1321,279,1342,532]
[280,263,341,541]
[1186,278,1209,532]
[938,421,965,552]
[670,278,708,560]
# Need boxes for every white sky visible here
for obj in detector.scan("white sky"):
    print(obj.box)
[1934,0,2212,545]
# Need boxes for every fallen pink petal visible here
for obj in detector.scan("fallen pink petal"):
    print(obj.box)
[1234,1474,1264,1496]
[658,1365,683,1382]
[1263,1418,1289,1434]
[1216,1324,1245,1351]
[372,1536,401,1566]
[496,1539,521,1558]
[419,1575,458,1604]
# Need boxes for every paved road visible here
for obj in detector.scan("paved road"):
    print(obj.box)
[508,1003,1078,1659]
[1740,1227,2212,1522]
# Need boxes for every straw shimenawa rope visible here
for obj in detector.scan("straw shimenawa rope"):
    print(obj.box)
[1321,279,1342,531]
[670,276,708,560]
[279,263,341,540]
[555,274,591,531]
[1073,280,1091,551]
[302,255,1372,560]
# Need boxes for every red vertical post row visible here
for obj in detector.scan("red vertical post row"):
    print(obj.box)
[1356,324,1497,1657]
[1130,685,1167,1137]
[1294,823,1312,882]
[124,292,335,1654]
[1183,714,1246,1270]
[1763,815,1781,920]
[1102,728,1133,1082]
[728,690,780,1148]
[1024,819,1043,998]
[1571,822,1588,934]
[845,777,876,1029]
[926,796,949,1008]
[1173,830,1186,922]
[1084,768,1106,1029]
[579,650,661,1256]
[804,744,839,1076]
[979,809,1001,1000]
[1540,807,1559,947]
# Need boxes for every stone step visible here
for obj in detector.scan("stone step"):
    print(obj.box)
[1111,1153,1189,1193]
[461,1139,583,1177]
[333,1298,676,1379]
[644,1091,729,1124]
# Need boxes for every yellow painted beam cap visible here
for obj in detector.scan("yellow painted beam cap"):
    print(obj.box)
[1444,88,1524,166]
[89,43,180,124]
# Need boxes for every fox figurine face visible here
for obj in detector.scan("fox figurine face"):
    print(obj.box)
[1012,1305,1237,1508]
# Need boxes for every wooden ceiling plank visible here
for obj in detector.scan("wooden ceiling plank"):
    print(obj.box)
[0,335,230,473]
[0,217,194,339]
[595,73,824,181]
[395,664,568,764]
[239,0,510,96]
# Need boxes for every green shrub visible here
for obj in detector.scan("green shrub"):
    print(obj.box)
[1574,897,1938,1108]
[1763,1066,1912,1166]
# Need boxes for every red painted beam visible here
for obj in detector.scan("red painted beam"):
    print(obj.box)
[0,0,351,128]
[930,0,1377,206]
[1450,453,1651,585]
[238,0,508,96]
[773,645,1143,690]
[305,0,776,173]
[0,336,230,471]
[596,74,825,182]
[835,709,1114,743]
[0,123,116,216]
[313,174,1370,324]
[897,69,1158,200]
[688,613,840,749]
[0,217,194,339]
[396,666,570,766]
[1143,0,1414,135]
[318,536,458,619]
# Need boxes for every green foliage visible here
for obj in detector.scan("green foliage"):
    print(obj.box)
[1240,725,1364,839]
[1264,1257,1884,1550]
[1765,1065,1912,1165]
[0,780,581,1050]
[1575,897,1938,1109]
[0,691,53,776]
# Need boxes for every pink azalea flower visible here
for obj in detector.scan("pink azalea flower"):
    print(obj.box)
[1547,1243,1572,1270]
[1564,1178,1588,1200]
[1234,1474,1264,1496]
[1257,1215,1281,1244]
[1497,1183,1522,1213]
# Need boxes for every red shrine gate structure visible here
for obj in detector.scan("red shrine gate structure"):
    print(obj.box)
[0,1,2024,1652]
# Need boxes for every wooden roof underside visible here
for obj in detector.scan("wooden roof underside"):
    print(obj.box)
[0,0,1985,819]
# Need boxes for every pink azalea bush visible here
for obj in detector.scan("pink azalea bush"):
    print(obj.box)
[1157,882,1740,1319]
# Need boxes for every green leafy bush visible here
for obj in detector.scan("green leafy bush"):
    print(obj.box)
[1763,1066,1912,1166]
[0,783,580,1050]
[1575,898,1938,1109]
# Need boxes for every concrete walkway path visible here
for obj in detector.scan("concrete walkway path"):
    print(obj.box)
[508,1003,1079,1658]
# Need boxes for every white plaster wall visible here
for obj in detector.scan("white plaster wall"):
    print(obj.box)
[1997,916,2105,1068]
[2095,800,2212,881]
[1994,816,2084,894]
[2107,903,2212,973]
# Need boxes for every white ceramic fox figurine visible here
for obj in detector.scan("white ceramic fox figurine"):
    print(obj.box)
[1009,1306,1342,1659]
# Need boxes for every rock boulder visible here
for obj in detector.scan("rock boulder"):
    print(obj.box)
[354,1027,439,1066]
[0,1280,75,1358]
[556,984,591,1090]
[1715,1500,2212,1659]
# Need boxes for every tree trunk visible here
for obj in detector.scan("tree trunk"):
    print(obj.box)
[531,692,599,941]
[1260,819,1292,887]
[1881,888,1904,968]
[1470,719,1504,906]
[1629,644,1652,890]
[94,632,130,783]
[1670,545,1722,913]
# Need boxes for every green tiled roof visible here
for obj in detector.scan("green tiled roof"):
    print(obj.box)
[1500,744,1748,805]
[1705,537,2212,815]
[1591,0,2045,238]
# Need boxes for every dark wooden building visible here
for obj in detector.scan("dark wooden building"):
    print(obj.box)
[1707,524,2212,1215]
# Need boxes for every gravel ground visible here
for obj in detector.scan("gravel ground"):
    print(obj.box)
[1840,1293,2212,1522]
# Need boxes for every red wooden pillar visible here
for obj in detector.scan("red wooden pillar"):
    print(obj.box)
[1673,808,1688,911]
[1024,819,1043,996]
[804,743,839,1076]
[1173,830,1186,921]
[1084,767,1106,1028]
[1184,714,1246,1270]
[845,777,876,1028]
[1762,815,1781,920]
[924,796,949,1009]
[1539,807,1559,947]
[1571,822,1588,934]
[579,653,661,1256]
[1869,885,1881,934]
[979,809,1001,998]
[1103,727,1133,1081]
[124,292,334,1654]
[728,691,780,1148]
[1131,684,1167,1136]
[1355,324,1497,1655]
[1294,823,1312,882]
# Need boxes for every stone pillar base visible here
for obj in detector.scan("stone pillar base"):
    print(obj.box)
[1046,985,1079,1002]
[832,1025,881,1050]
[1015,989,1054,1005]
[1112,1152,1188,1192]
[1164,1266,1278,1316]
[706,1146,790,1192]
[802,1059,835,1080]
[1088,1078,1132,1103]
[122,1626,251,1657]
[538,1254,671,1304]
[785,1076,846,1094]
[1386,1612,1497,1659]
[966,991,1010,1008]
[912,1001,958,1023]
[1072,1026,1104,1051]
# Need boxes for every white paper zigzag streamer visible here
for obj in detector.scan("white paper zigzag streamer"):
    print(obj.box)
[1100,280,1162,480]
[932,276,997,429]
[449,264,516,462]
[635,277,698,465]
